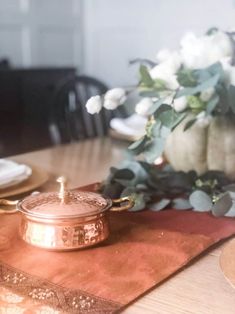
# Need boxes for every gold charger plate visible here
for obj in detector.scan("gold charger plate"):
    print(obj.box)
[219,238,235,289]
[0,166,49,198]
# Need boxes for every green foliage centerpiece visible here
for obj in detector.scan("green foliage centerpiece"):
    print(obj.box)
[85,28,235,217]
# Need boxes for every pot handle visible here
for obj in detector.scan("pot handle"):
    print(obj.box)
[110,196,134,212]
[0,199,19,214]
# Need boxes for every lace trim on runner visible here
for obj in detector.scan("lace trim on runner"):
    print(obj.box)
[0,262,121,313]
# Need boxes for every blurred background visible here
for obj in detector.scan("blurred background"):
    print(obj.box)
[0,0,234,156]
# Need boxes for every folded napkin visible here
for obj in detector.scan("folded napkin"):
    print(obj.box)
[0,159,32,189]
[110,114,146,138]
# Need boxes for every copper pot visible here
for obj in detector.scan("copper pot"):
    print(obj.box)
[0,177,134,251]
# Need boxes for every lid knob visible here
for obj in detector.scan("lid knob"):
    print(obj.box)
[57,176,68,204]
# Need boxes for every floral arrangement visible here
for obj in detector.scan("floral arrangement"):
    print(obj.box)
[85,27,235,217]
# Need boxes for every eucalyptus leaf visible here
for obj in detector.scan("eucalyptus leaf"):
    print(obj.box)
[129,58,157,67]
[144,137,165,163]
[184,118,197,131]
[128,137,147,155]
[172,112,187,130]
[148,98,164,115]
[160,125,171,138]
[139,64,154,87]
[150,198,171,211]
[102,182,124,199]
[216,83,229,114]
[206,94,219,114]
[206,27,219,35]
[112,168,135,181]
[151,120,161,137]
[158,109,174,128]
[189,190,213,212]
[176,73,220,98]
[228,85,235,113]
[121,187,147,211]
[129,193,148,212]
[172,198,192,210]
[225,202,235,217]
[195,62,223,81]
[223,184,235,200]
[177,68,197,87]
[187,96,205,110]
[139,90,160,98]
[154,104,172,116]
[121,187,137,197]
[154,79,167,90]
[158,110,186,130]
[212,192,233,217]
[207,62,223,76]
[120,160,148,184]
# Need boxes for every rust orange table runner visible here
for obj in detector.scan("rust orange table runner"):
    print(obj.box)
[1,185,235,313]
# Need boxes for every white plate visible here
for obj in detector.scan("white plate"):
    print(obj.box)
[0,159,32,189]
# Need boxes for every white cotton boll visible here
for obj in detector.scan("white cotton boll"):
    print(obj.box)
[103,98,119,110]
[85,95,102,114]
[150,52,181,90]
[196,111,212,127]
[181,31,233,69]
[167,51,182,73]
[172,96,188,112]
[135,98,153,116]
[165,75,180,90]
[211,31,233,58]
[200,87,215,102]
[104,88,126,104]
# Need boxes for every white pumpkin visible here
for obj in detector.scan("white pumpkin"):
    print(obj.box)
[164,115,235,179]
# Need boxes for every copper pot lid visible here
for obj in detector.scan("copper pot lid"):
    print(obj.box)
[18,177,111,220]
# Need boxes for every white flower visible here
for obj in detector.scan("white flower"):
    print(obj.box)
[85,95,102,114]
[104,88,126,105]
[103,98,119,110]
[150,51,181,90]
[196,111,212,127]
[172,96,188,112]
[181,31,233,69]
[200,87,215,102]
[135,98,153,116]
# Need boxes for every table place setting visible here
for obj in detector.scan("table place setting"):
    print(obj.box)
[0,159,49,199]
[0,159,32,189]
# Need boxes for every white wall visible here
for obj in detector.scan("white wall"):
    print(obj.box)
[1,0,235,88]
[0,0,83,68]
[83,0,235,86]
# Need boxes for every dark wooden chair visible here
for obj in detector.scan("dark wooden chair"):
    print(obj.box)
[49,75,126,144]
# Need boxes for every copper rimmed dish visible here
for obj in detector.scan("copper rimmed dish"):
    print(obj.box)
[0,177,134,251]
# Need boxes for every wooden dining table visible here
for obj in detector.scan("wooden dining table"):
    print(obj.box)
[2,137,235,313]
